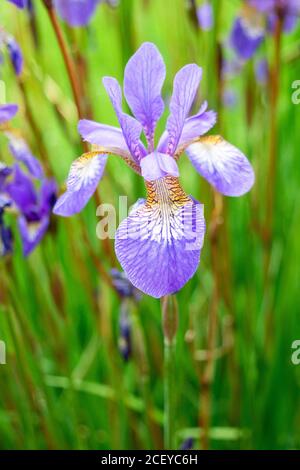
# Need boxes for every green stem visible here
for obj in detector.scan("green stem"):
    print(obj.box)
[161,295,178,450]
[164,336,176,449]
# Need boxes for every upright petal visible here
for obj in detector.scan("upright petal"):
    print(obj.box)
[123,42,166,147]
[115,176,205,298]
[53,153,108,216]
[103,77,146,162]
[0,104,18,124]
[164,64,202,155]
[5,165,37,214]
[158,102,217,155]
[54,0,99,27]
[186,136,255,196]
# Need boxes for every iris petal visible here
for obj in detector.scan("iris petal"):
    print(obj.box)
[123,42,166,147]
[186,136,255,196]
[140,152,179,182]
[53,153,108,216]
[54,0,98,27]
[163,64,202,155]
[103,77,146,161]
[115,176,205,298]
[18,215,50,256]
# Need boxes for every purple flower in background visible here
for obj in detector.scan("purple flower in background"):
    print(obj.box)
[53,0,117,27]
[0,104,18,124]
[6,36,23,75]
[5,165,57,256]
[54,43,254,298]
[54,0,99,26]
[249,0,300,32]
[118,303,132,362]
[0,30,23,76]
[230,16,264,60]
[197,2,214,31]
[111,268,142,301]
[0,196,13,256]
[255,58,269,84]
[8,135,44,179]
[7,0,27,7]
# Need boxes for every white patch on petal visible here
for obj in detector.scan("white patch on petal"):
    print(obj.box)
[186,136,255,196]
[67,154,106,191]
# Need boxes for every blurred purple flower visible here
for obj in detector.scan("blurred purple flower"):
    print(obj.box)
[5,166,57,256]
[7,0,27,7]
[255,58,269,84]
[53,0,117,27]
[6,36,23,75]
[222,88,238,108]
[118,303,132,362]
[54,0,99,26]
[0,196,13,256]
[111,268,142,301]
[8,136,44,179]
[54,42,254,298]
[248,0,300,32]
[180,437,194,450]
[230,17,264,60]
[0,30,23,76]
[197,2,214,31]
[0,104,18,124]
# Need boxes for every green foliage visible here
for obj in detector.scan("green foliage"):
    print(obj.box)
[0,0,300,450]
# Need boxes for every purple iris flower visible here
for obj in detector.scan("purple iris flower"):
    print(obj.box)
[53,0,99,26]
[53,0,117,27]
[255,58,269,84]
[0,104,18,124]
[111,268,142,301]
[54,43,254,298]
[8,135,44,179]
[230,16,264,60]
[5,165,57,256]
[0,196,13,256]
[0,30,23,76]
[6,36,23,75]
[249,0,300,32]
[197,2,214,31]
[7,0,27,7]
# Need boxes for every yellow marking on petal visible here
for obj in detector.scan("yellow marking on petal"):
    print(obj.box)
[174,134,224,160]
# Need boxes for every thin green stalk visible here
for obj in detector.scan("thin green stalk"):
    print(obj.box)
[161,295,178,450]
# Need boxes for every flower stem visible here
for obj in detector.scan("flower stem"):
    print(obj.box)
[161,295,178,450]
[42,0,84,120]
[264,16,283,265]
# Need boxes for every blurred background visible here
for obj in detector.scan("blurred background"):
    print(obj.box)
[0,0,300,450]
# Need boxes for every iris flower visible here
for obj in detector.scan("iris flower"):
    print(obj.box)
[54,0,118,26]
[230,0,300,60]
[0,29,23,76]
[1,127,57,256]
[0,104,18,125]
[54,42,254,298]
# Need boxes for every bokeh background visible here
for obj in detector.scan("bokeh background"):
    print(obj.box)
[1,0,300,450]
